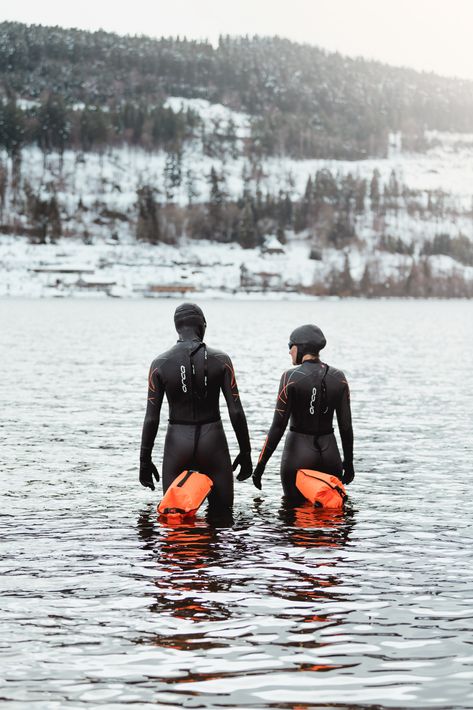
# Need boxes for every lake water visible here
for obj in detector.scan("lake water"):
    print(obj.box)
[1,298,473,709]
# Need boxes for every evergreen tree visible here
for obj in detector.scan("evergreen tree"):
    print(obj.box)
[164,149,182,201]
[370,169,381,212]
[136,185,161,243]
[121,102,145,144]
[359,263,373,296]
[226,117,239,159]
[276,191,293,228]
[238,200,258,249]
[208,166,226,238]
[79,106,109,151]
[35,93,69,154]
[340,254,354,295]
[277,225,286,244]
[388,169,399,199]
[327,215,356,248]
[24,184,61,243]
[48,196,62,242]
[0,158,6,220]
[314,169,339,205]
[327,254,354,296]
[294,176,313,232]
[0,100,25,157]
[355,178,366,214]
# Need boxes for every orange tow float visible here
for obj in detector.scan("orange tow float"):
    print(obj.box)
[157,470,213,522]
[296,469,347,509]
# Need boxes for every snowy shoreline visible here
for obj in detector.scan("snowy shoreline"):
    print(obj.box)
[1,234,472,300]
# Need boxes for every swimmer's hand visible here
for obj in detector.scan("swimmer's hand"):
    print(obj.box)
[139,460,160,490]
[342,460,354,485]
[232,451,253,481]
[252,461,265,490]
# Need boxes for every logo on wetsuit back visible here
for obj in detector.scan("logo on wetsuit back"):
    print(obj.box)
[180,365,187,392]
[309,386,317,415]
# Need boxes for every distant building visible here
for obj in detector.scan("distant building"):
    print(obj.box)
[240,264,282,290]
[261,235,285,255]
[136,283,197,297]
[76,277,117,292]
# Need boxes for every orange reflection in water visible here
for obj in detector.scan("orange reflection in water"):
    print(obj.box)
[144,510,234,626]
[159,516,211,568]
[282,500,351,549]
[136,502,355,651]
[276,501,354,627]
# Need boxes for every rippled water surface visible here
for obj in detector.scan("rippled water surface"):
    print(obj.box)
[2,298,473,709]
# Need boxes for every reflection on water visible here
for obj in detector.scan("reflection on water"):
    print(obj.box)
[139,509,236,624]
[135,500,356,699]
[2,299,473,708]
[280,502,354,549]
[138,502,353,629]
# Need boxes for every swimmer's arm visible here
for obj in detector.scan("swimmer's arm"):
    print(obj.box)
[140,364,165,462]
[221,356,251,453]
[258,372,292,466]
[336,379,354,463]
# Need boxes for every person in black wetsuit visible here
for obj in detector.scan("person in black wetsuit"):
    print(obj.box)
[250,324,354,500]
[139,303,252,509]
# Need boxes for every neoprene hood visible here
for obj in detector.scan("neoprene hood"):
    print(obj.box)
[174,303,207,339]
[289,324,326,364]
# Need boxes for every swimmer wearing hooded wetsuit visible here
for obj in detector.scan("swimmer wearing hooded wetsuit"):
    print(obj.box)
[249,324,355,501]
[139,303,252,509]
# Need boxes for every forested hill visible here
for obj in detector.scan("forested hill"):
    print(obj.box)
[1,21,473,159]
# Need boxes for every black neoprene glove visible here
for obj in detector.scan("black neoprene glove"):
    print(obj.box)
[342,460,355,485]
[139,460,160,490]
[232,451,253,481]
[252,461,266,490]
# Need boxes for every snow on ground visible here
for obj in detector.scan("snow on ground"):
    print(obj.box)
[7,137,473,254]
[5,100,473,217]
[2,232,471,299]
[16,98,40,110]
[8,139,473,233]
[0,236,322,298]
[1,98,473,298]
[164,97,251,139]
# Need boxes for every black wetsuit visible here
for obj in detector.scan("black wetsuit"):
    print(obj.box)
[140,337,251,508]
[257,360,353,500]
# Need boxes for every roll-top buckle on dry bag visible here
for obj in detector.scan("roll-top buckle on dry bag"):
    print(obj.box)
[157,469,213,520]
[296,469,347,509]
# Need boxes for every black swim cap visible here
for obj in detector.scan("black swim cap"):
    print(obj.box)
[289,324,326,364]
[174,303,207,336]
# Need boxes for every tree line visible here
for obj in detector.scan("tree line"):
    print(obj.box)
[0,95,200,156]
[2,22,473,159]
[1,157,472,296]
[2,156,471,265]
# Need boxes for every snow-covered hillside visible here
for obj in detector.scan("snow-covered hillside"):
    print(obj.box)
[1,99,472,298]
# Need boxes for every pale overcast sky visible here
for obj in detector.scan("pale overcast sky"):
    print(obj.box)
[3,0,473,80]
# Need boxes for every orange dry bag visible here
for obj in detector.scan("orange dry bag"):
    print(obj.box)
[157,470,213,519]
[296,469,347,509]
